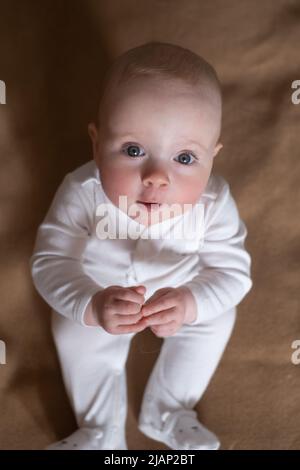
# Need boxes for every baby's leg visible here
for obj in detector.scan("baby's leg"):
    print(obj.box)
[138,307,236,449]
[49,309,134,450]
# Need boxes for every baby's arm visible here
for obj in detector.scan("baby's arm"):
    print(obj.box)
[181,178,253,325]
[30,173,105,326]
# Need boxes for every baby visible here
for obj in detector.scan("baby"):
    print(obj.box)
[30,42,252,450]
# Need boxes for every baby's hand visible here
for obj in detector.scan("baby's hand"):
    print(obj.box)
[91,285,148,335]
[140,286,197,337]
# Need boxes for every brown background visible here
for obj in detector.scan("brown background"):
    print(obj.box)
[0,0,299,450]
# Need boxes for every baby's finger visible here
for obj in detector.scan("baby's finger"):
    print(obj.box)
[115,312,143,325]
[116,317,148,334]
[130,285,146,296]
[151,321,178,337]
[142,294,175,317]
[142,288,169,307]
[144,307,176,326]
[112,298,142,315]
[114,287,145,305]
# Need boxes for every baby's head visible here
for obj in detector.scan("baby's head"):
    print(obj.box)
[88,41,223,226]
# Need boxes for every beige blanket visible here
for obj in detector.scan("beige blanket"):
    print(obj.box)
[0,0,299,449]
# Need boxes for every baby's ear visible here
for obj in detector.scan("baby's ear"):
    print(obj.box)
[88,122,98,143]
[213,142,223,158]
[88,122,99,157]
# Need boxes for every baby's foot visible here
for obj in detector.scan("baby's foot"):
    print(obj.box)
[45,427,128,450]
[139,409,220,450]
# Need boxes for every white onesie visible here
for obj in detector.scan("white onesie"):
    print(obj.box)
[30,159,252,326]
[30,159,252,450]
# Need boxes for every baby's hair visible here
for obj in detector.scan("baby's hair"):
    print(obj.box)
[97,41,222,127]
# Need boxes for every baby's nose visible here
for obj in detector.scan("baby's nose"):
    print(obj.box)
[142,168,170,187]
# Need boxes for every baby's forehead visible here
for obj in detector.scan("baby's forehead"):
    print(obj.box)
[110,74,212,99]
[97,76,221,145]
[102,76,219,116]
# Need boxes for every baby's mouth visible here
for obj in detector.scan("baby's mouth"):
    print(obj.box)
[136,201,162,212]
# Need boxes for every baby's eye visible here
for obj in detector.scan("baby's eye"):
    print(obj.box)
[175,152,195,165]
[123,144,145,157]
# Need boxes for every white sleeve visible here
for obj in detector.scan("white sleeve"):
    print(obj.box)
[29,173,103,326]
[182,180,253,324]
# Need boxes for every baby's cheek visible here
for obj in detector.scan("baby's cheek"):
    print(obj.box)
[173,175,209,208]
[187,178,209,204]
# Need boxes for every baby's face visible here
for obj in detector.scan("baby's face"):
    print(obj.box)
[89,78,222,226]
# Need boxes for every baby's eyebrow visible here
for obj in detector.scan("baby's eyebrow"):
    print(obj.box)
[107,129,208,152]
[117,134,139,141]
[177,139,208,152]
[106,130,142,142]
